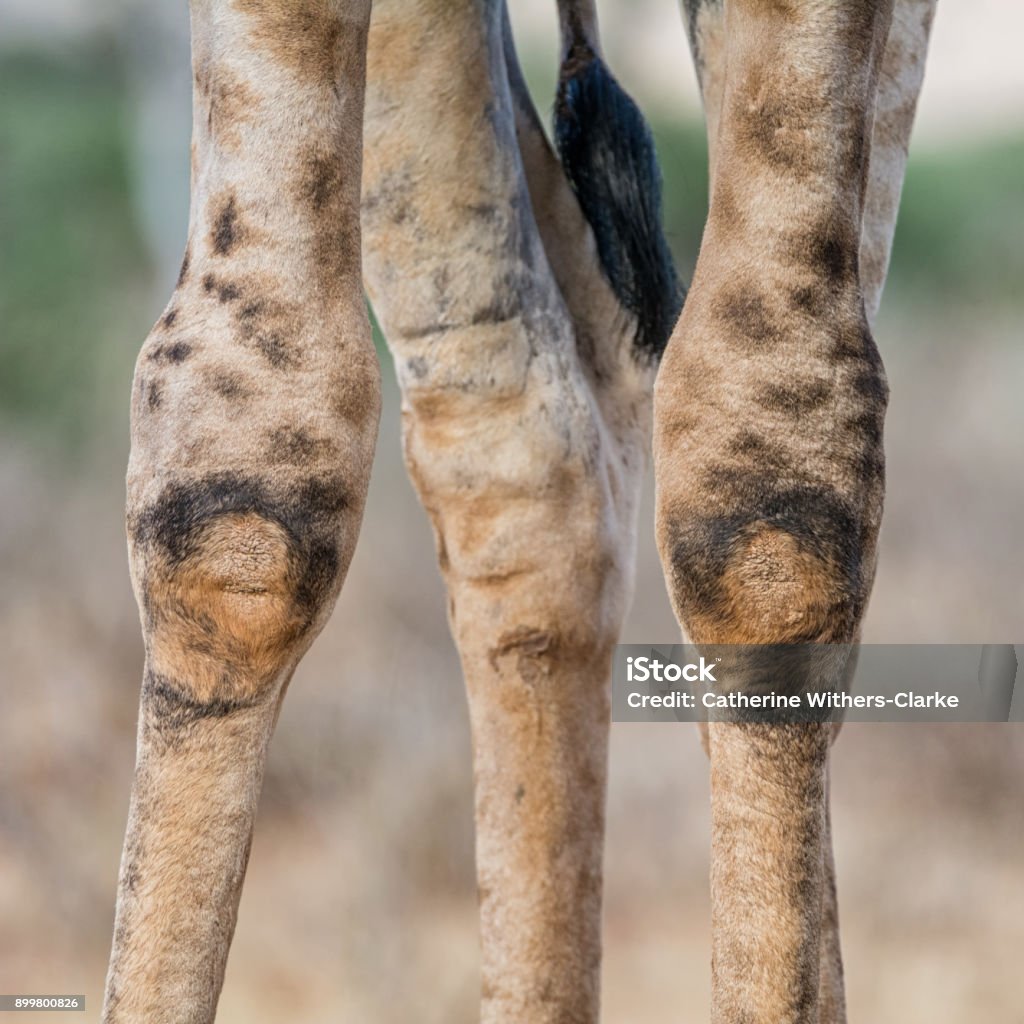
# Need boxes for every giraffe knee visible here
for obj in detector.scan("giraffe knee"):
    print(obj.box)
[662,518,857,645]
[129,475,349,708]
[716,526,848,642]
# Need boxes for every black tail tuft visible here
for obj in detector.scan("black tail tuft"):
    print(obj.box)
[555,44,684,361]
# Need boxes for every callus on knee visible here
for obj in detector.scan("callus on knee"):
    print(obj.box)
[128,474,350,709]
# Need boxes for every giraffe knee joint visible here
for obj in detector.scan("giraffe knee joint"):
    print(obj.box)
[129,474,349,708]
[665,519,857,644]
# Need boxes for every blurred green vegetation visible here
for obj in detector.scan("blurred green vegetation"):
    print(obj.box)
[888,135,1024,308]
[0,46,151,455]
[1,44,1020,455]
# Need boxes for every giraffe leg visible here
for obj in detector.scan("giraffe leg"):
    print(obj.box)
[682,0,936,328]
[362,2,676,1019]
[102,3,379,1021]
[860,0,937,322]
[677,4,933,1019]
[658,2,898,1021]
[707,722,831,1023]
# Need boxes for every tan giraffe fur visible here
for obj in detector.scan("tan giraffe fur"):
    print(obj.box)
[664,1,934,1022]
[103,0,934,1021]
[103,1,380,1019]
[359,3,657,1017]
[861,0,936,322]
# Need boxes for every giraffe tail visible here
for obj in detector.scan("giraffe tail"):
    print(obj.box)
[553,0,683,360]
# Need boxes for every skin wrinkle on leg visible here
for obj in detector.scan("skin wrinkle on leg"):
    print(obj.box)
[362,1,677,1019]
[103,2,379,1021]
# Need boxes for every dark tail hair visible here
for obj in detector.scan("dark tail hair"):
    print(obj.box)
[554,25,684,360]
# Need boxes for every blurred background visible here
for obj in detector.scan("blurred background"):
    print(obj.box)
[1,1,1022,1021]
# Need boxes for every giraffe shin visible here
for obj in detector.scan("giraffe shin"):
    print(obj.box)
[458,592,615,1024]
[708,723,830,1024]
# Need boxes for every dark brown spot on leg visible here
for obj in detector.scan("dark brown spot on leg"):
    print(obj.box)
[266,426,333,463]
[298,150,340,212]
[731,68,821,178]
[234,1,350,89]
[713,285,780,347]
[148,341,194,365]
[210,371,252,403]
[790,216,857,290]
[726,429,790,469]
[755,379,832,415]
[177,247,191,287]
[211,195,243,256]
[233,294,302,369]
[295,145,361,292]
[142,378,163,411]
[789,283,828,318]
[203,273,242,304]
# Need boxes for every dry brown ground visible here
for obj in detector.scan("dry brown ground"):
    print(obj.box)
[1,308,1022,1022]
